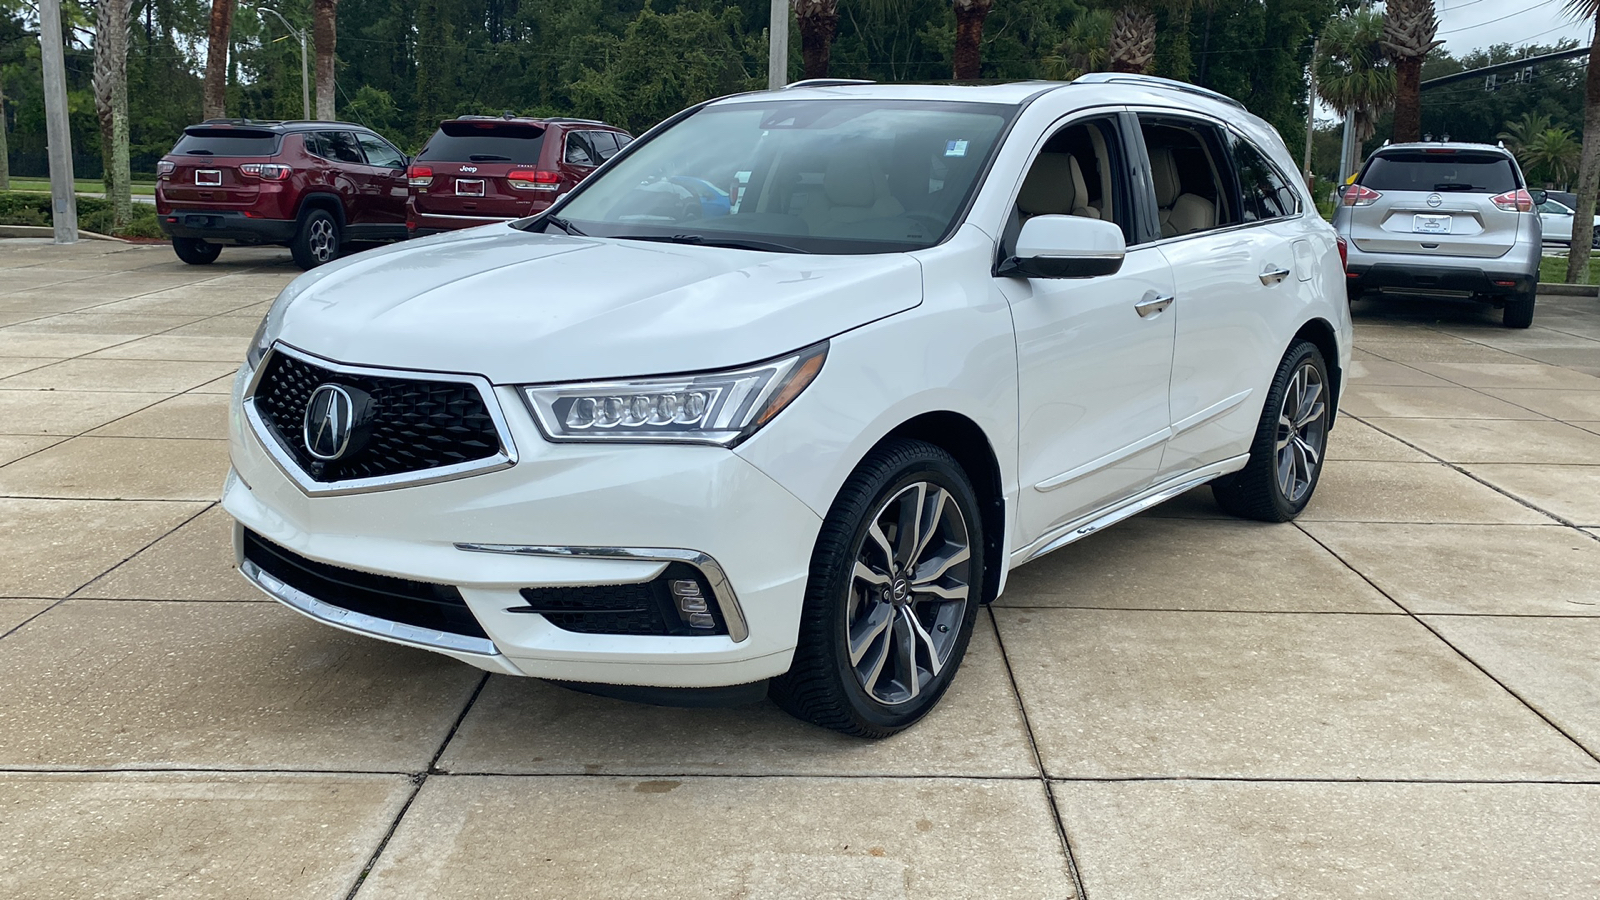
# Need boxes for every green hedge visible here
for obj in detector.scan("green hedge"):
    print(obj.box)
[0,192,165,239]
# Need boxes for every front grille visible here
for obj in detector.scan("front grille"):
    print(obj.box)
[243,530,488,640]
[516,564,726,637]
[252,349,502,483]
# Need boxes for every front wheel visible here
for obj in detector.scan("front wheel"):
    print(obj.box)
[171,237,220,265]
[770,439,984,738]
[290,208,341,269]
[1211,341,1331,522]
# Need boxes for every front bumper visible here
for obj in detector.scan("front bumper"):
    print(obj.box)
[159,209,297,245]
[223,361,823,687]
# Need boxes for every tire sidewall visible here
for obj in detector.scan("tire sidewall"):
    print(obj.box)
[1263,342,1330,519]
[821,450,984,733]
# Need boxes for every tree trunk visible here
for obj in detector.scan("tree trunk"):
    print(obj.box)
[94,0,133,231]
[794,0,838,80]
[1567,21,1600,283]
[0,73,9,191]
[1392,55,1422,144]
[203,0,235,120]
[314,0,339,120]
[952,0,992,81]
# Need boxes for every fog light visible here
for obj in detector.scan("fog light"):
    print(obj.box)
[669,579,715,629]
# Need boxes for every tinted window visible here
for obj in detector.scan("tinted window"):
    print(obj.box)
[357,133,406,169]
[417,121,547,164]
[566,132,600,166]
[316,131,364,164]
[171,128,281,157]
[1138,117,1239,239]
[1233,138,1298,221]
[1361,152,1518,194]
[592,131,622,161]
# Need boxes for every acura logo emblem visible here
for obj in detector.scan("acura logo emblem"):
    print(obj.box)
[1427,193,1443,208]
[303,384,356,460]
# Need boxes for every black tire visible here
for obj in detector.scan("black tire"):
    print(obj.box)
[1346,285,1362,305]
[1211,341,1331,522]
[1590,225,1599,250]
[171,237,220,265]
[290,208,341,269]
[1503,289,1536,329]
[770,439,984,738]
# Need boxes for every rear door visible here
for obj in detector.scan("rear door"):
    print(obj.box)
[413,121,550,219]
[161,127,282,211]
[313,131,369,225]
[355,132,410,231]
[1347,149,1523,258]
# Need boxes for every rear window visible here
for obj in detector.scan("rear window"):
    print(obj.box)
[417,122,547,164]
[171,128,281,157]
[1360,152,1518,194]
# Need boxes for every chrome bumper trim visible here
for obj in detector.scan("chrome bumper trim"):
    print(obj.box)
[240,557,501,657]
[453,543,751,643]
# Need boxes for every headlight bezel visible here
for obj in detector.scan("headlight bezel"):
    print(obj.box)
[519,342,827,447]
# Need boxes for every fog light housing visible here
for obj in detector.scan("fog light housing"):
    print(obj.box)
[670,579,716,630]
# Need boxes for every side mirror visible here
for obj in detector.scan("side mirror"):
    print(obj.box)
[1529,189,1548,206]
[999,215,1126,279]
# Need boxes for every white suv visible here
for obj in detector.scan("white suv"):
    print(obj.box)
[227,75,1351,737]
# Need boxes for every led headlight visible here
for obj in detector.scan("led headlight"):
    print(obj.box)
[246,315,272,368]
[521,342,827,446]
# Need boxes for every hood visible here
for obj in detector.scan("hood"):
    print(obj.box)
[272,225,923,383]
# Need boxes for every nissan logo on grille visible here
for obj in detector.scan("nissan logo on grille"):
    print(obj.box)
[303,384,356,460]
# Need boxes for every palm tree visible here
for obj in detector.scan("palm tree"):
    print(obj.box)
[203,0,235,120]
[1109,5,1156,74]
[93,0,133,231]
[1528,127,1581,188]
[1498,112,1554,158]
[1315,9,1395,147]
[313,0,339,119]
[1564,1,1600,283]
[1381,0,1443,143]
[794,0,840,79]
[1043,9,1114,80]
[952,0,995,80]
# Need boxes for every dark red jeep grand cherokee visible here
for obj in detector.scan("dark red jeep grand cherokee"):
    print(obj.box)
[156,120,411,269]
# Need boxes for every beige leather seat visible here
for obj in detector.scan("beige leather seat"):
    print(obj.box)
[800,155,905,234]
[1150,146,1215,237]
[1018,153,1099,220]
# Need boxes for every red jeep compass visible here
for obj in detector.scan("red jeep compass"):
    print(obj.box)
[156,120,411,269]
[406,117,632,236]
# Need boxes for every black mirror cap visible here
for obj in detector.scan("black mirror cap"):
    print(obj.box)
[997,254,1125,279]
[1529,189,1548,206]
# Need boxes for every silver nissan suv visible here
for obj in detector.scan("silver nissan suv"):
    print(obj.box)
[1333,142,1542,328]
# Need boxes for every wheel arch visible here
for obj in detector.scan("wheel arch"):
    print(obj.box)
[296,192,347,227]
[873,411,1006,607]
[1292,317,1342,424]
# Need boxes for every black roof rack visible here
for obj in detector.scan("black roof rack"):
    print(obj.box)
[192,118,374,132]
[1069,73,1246,111]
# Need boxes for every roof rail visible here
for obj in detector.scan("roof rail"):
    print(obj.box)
[198,118,281,126]
[542,117,607,125]
[1069,73,1246,111]
[783,78,876,89]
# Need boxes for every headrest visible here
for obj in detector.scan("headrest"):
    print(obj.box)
[824,156,880,208]
[1017,153,1079,217]
[1150,147,1181,207]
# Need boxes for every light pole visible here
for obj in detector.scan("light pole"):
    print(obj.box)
[258,7,311,120]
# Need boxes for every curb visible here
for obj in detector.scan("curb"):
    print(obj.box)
[1539,282,1600,297]
[0,225,128,243]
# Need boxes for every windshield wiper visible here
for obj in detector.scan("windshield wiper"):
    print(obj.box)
[543,216,585,236]
[609,233,804,253]
[469,154,512,161]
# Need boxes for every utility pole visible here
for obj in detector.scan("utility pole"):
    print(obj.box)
[38,0,78,243]
[259,7,311,120]
[1338,106,1357,186]
[1303,37,1319,189]
[768,0,789,90]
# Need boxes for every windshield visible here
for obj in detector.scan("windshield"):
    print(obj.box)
[1360,152,1519,194]
[543,99,1015,254]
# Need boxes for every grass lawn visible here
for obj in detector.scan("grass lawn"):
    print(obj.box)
[4,178,155,197]
[1540,254,1600,285]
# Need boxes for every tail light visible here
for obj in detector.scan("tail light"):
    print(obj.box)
[408,165,434,187]
[1342,185,1382,207]
[239,163,291,181]
[1336,236,1348,270]
[507,169,561,192]
[1491,189,1534,212]
[156,161,175,180]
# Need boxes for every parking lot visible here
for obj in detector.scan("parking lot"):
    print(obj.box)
[1,239,1598,898]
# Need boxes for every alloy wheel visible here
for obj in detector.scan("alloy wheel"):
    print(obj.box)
[1275,362,1327,504]
[309,219,336,262]
[846,481,972,706]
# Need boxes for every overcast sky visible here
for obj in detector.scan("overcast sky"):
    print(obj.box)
[1435,0,1590,56]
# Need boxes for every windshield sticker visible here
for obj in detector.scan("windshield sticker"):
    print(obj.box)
[945,140,969,158]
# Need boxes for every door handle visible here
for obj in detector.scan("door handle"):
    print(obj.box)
[1259,265,1292,285]
[1134,292,1174,318]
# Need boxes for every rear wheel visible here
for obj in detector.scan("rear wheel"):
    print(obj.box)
[171,237,220,265]
[770,439,983,738]
[1591,225,1599,250]
[1211,341,1330,522]
[291,208,341,269]
[1503,289,1536,329]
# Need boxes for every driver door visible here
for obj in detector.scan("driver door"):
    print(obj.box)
[996,114,1177,549]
